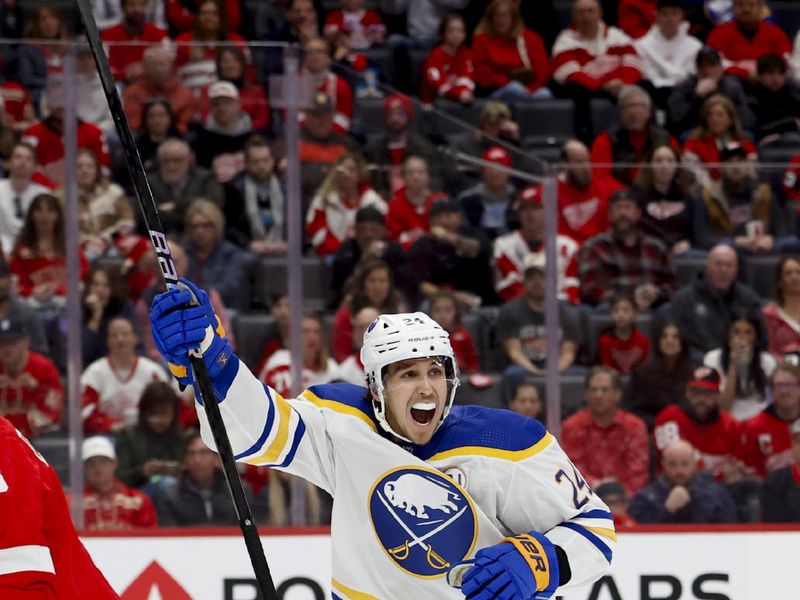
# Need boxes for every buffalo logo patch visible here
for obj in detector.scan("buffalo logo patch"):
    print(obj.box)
[369,466,477,578]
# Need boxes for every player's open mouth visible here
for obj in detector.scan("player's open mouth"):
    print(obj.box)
[410,402,436,426]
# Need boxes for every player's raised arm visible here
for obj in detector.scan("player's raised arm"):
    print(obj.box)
[149,279,334,491]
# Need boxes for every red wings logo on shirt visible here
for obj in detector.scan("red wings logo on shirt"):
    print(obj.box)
[562,198,599,231]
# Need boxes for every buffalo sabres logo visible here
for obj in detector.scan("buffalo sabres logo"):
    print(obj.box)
[369,466,477,579]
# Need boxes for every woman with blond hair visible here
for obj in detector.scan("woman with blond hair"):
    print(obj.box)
[306,152,386,257]
[682,94,757,189]
[471,0,551,101]
[181,198,249,308]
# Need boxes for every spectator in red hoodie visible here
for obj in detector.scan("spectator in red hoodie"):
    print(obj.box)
[429,290,479,373]
[597,294,650,373]
[420,13,475,106]
[386,155,447,249]
[707,0,792,83]
[323,0,386,50]
[100,0,169,83]
[471,0,551,101]
[618,0,656,39]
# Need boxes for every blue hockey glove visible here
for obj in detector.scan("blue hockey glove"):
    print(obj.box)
[150,278,233,389]
[449,532,560,600]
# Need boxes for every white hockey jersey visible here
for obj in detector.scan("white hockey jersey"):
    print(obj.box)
[197,356,615,599]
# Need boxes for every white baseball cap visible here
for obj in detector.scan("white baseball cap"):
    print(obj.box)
[82,436,116,461]
[208,80,239,101]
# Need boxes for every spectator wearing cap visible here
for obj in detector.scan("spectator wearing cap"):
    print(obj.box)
[704,309,776,421]
[694,142,788,254]
[99,0,169,83]
[760,418,800,522]
[683,95,757,191]
[362,93,442,198]
[123,46,197,135]
[634,0,702,109]
[590,85,677,187]
[406,198,495,310]
[561,366,650,497]
[471,0,551,102]
[0,314,63,438]
[493,186,580,303]
[300,37,353,135]
[385,155,447,250]
[551,0,642,140]
[653,366,746,482]
[628,439,738,524]
[146,138,224,235]
[763,257,800,362]
[82,436,158,531]
[741,362,800,478]
[460,147,521,237]
[749,54,800,142]
[496,252,582,380]
[188,80,254,182]
[577,189,674,310]
[0,258,47,355]
[273,91,357,211]
[0,142,51,256]
[329,206,408,309]
[666,244,764,356]
[306,152,387,257]
[666,46,754,138]
[707,0,792,83]
[223,136,287,255]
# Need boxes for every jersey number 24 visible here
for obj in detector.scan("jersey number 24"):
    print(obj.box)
[555,462,592,509]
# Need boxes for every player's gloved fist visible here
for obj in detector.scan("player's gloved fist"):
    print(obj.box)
[449,532,559,600]
[150,278,232,388]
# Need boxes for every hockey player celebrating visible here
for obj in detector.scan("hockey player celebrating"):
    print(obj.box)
[150,280,615,599]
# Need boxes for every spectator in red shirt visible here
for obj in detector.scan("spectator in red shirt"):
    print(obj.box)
[596,481,637,527]
[386,155,447,249]
[100,0,169,83]
[174,0,248,90]
[166,0,240,35]
[9,193,89,318]
[472,0,551,101]
[591,84,676,186]
[123,45,197,134]
[707,0,792,83]
[324,0,386,50]
[429,290,479,373]
[0,314,63,438]
[420,14,475,106]
[299,37,354,135]
[561,366,650,496]
[507,380,544,421]
[337,306,380,385]
[597,294,650,373]
[764,256,800,362]
[741,362,800,478]
[618,0,656,39]
[683,94,757,190]
[654,366,747,482]
[82,436,157,530]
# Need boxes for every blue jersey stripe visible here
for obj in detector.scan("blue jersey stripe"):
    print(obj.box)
[212,355,240,401]
[560,522,613,563]
[576,509,614,521]
[278,418,306,468]
[233,384,277,460]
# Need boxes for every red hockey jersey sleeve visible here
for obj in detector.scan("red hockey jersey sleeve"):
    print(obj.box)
[0,418,118,599]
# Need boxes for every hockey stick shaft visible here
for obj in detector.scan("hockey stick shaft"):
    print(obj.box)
[74,4,278,598]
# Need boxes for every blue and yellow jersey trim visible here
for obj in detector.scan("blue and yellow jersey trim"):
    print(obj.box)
[417,405,553,462]
[236,384,306,468]
[558,508,616,563]
[300,383,378,432]
[332,578,382,600]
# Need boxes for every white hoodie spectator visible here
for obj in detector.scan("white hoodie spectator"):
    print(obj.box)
[636,17,702,88]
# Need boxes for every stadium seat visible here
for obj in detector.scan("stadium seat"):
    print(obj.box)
[233,313,277,371]
[772,1,800,38]
[582,313,612,365]
[477,307,508,372]
[461,312,484,370]
[32,434,70,486]
[252,257,330,312]
[409,49,429,98]
[742,254,781,300]
[559,373,587,419]
[456,374,505,409]
[590,98,619,138]
[514,99,575,147]
[673,254,706,287]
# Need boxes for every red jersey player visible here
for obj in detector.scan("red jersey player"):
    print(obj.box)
[0,416,119,598]
[654,366,746,481]
[741,363,800,477]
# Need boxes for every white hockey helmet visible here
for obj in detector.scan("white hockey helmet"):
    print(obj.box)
[361,312,460,441]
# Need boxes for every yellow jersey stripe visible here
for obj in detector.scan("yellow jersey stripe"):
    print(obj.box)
[582,525,618,543]
[332,578,382,600]
[302,391,377,432]
[245,393,293,465]
[427,432,554,462]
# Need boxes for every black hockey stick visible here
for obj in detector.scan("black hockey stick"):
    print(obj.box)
[74,3,278,598]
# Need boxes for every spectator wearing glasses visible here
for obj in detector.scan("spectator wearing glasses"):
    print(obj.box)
[0,142,51,256]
